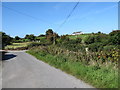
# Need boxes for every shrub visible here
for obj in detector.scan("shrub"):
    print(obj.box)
[27,45,118,88]
[84,34,109,45]
[109,34,120,45]
[94,35,101,42]
[103,45,116,52]
[109,30,120,45]
[28,42,44,49]
[76,38,82,43]
[84,36,95,44]
[58,35,70,43]
[88,43,104,52]
[109,30,120,36]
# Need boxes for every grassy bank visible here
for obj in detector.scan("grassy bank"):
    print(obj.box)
[26,46,118,88]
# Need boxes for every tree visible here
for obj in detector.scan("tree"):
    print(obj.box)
[84,36,95,44]
[46,29,53,39]
[98,31,102,34]
[0,32,12,49]
[109,30,120,45]
[109,30,120,36]
[45,29,59,44]
[24,34,29,39]
[24,34,35,41]
[38,34,45,37]
[15,36,20,40]
[46,29,54,43]
[29,34,36,41]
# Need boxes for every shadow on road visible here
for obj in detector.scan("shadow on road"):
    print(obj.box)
[2,54,17,61]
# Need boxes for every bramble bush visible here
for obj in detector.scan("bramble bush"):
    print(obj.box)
[88,43,104,52]
[29,45,118,68]
[84,35,95,44]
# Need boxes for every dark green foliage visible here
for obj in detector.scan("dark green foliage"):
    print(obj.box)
[57,43,86,52]
[38,34,45,37]
[84,34,109,45]
[88,43,104,52]
[46,29,53,43]
[103,45,118,52]
[46,29,53,36]
[84,35,95,44]
[15,36,21,40]
[59,36,82,44]
[94,35,101,42]
[24,34,36,41]
[76,38,82,43]
[46,29,59,44]
[1,32,13,49]
[97,31,102,34]
[59,35,69,42]
[109,30,120,36]
[57,36,83,52]
[28,42,46,49]
[108,30,120,45]
[12,38,30,43]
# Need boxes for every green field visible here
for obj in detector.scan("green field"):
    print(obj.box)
[68,34,89,39]
[68,34,91,43]
[5,42,31,50]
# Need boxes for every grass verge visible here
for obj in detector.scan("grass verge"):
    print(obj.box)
[26,50,118,88]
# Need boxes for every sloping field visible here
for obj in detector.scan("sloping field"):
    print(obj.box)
[5,42,31,50]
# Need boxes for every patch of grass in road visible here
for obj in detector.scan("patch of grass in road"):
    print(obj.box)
[26,50,118,88]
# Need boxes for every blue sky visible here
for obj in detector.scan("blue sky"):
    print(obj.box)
[2,2,118,38]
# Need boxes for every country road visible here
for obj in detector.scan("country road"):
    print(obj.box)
[2,51,94,88]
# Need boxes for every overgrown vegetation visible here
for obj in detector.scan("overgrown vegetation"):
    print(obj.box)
[27,45,118,88]
[0,32,13,49]
[26,30,119,88]
[1,29,119,88]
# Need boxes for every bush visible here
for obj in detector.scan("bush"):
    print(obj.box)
[109,30,120,36]
[103,45,116,52]
[58,35,70,43]
[28,42,42,48]
[109,30,120,45]
[76,38,82,43]
[109,34,120,45]
[94,35,101,42]
[27,45,118,88]
[88,43,104,52]
[84,36,95,44]
[84,34,109,45]
[27,42,48,49]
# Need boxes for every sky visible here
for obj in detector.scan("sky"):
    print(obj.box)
[2,2,118,38]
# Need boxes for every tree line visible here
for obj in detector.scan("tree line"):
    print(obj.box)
[0,29,59,49]
[1,29,120,50]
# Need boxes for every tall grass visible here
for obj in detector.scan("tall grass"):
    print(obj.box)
[27,45,118,88]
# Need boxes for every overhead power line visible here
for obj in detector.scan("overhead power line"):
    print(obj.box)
[2,5,50,24]
[57,2,79,30]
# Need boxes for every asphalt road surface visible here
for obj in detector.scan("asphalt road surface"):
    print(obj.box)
[2,51,94,88]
